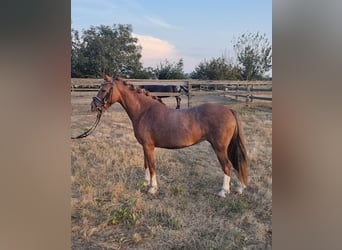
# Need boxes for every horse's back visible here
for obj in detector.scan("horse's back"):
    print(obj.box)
[191,103,234,121]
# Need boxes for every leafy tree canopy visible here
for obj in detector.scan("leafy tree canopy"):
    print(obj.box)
[71,24,144,78]
[190,57,240,80]
[191,32,272,81]
[154,59,186,79]
[233,32,272,80]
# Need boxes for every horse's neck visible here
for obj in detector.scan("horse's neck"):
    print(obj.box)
[117,84,155,123]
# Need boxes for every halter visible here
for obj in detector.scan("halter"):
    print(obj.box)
[92,81,114,111]
[71,81,114,139]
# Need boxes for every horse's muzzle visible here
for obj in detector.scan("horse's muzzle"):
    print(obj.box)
[91,96,104,112]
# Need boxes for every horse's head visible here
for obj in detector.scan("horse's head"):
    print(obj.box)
[91,75,119,112]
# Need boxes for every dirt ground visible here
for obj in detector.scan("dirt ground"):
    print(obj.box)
[71,91,272,249]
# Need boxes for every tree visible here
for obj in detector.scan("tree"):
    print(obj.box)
[71,29,87,78]
[191,57,240,80]
[154,59,186,79]
[233,32,272,80]
[71,24,144,78]
[131,67,156,79]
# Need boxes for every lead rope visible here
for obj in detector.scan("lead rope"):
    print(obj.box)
[71,110,102,139]
[71,80,113,139]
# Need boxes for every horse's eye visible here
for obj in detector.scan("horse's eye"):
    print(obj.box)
[101,89,106,93]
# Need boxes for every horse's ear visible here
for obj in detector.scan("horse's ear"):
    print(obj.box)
[103,74,112,82]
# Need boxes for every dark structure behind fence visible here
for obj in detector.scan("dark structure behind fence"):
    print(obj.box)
[71,79,272,107]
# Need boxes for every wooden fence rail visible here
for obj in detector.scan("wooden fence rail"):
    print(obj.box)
[71,79,272,107]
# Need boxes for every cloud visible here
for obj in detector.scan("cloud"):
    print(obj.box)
[134,34,180,68]
[145,16,181,30]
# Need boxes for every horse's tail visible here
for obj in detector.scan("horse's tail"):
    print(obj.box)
[228,109,248,186]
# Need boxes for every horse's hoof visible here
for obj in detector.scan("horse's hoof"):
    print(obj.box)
[148,187,158,196]
[232,186,244,194]
[216,189,228,198]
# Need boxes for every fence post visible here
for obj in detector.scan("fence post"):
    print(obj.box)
[235,83,239,101]
[247,84,251,103]
[245,83,251,106]
[187,81,191,108]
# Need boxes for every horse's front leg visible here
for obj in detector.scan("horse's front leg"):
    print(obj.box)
[143,145,158,195]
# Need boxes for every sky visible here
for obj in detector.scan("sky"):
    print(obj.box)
[72,0,272,73]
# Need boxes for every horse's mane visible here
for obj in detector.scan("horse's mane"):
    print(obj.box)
[118,78,165,105]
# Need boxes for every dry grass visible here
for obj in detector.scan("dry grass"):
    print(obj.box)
[71,92,272,250]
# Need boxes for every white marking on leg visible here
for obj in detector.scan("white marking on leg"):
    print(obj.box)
[143,168,150,187]
[148,174,158,195]
[151,174,157,187]
[217,174,230,198]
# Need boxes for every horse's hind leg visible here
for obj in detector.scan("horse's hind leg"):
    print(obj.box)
[175,96,181,109]
[213,148,232,198]
[143,158,150,187]
[232,174,246,194]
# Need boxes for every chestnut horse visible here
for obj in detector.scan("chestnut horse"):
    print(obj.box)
[91,75,248,197]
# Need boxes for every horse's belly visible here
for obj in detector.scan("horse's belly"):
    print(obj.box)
[155,141,200,149]
[154,133,204,149]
